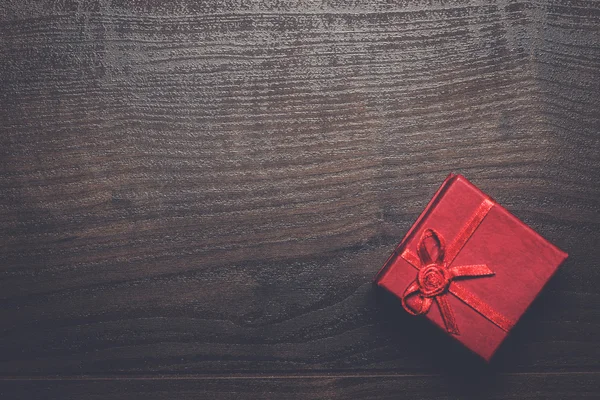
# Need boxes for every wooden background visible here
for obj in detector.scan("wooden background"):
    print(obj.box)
[1,0,599,398]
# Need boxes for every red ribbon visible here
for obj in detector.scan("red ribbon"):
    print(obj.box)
[400,198,515,335]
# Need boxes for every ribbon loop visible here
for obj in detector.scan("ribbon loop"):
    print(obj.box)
[402,281,433,316]
[417,228,445,265]
[401,280,421,313]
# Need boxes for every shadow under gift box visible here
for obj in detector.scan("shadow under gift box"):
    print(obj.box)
[375,173,568,361]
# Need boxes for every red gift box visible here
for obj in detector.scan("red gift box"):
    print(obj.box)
[375,173,568,361]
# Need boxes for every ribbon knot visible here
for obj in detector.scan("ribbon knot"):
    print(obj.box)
[400,198,515,335]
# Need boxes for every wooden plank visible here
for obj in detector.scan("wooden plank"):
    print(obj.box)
[0,0,598,377]
[1,373,599,400]
[0,244,598,375]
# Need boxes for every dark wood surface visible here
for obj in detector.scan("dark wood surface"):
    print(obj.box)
[1,0,599,398]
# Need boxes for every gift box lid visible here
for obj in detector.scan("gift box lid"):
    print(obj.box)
[375,173,568,361]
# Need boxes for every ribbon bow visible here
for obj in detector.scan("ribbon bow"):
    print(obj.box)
[400,198,514,335]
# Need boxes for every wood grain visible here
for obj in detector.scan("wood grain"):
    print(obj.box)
[0,0,599,397]
[1,373,599,400]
